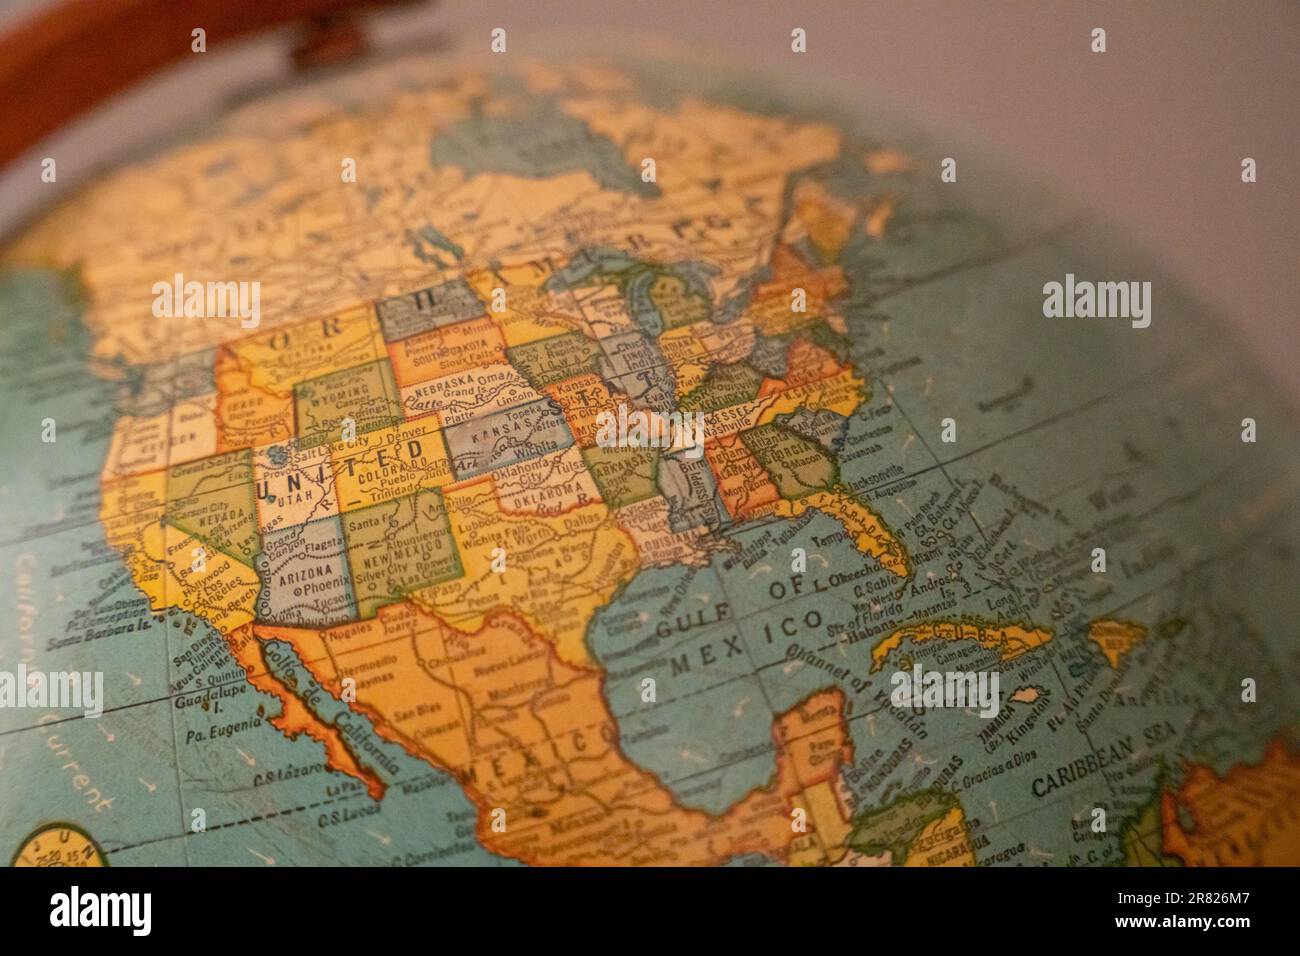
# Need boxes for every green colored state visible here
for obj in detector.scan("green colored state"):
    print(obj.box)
[741,423,838,498]
[165,449,262,566]
[342,488,462,618]
[649,274,711,330]
[846,789,959,862]
[678,361,764,413]
[506,331,603,389]
[294,359,402,448]
[581,445,661,508]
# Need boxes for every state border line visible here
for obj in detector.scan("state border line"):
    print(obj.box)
[0,449,1271,748]
[0,334,1203,554]
[30,515,1268,864]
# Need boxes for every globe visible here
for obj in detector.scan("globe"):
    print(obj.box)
[2,54,1297,867]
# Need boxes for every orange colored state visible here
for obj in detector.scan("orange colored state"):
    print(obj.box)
[759,337,847,394]
[214,347,295,451]
[704,435,781,520]
[1161,740,1300,866]
[387,315,507,388]
[748,245,848,337]
[543,373,627,448]
[258,602,855,866]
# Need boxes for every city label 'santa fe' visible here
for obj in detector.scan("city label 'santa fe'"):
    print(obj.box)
[1,54,1297,868]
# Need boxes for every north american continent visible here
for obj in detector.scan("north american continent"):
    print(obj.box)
[11,60,1066,867]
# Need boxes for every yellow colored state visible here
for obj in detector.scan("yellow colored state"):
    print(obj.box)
[871,618,1053,672]
[101,470,167,549]
[102,458,258,633]
[103,392,217,479]
[227,305,381,397]
[329,417,454,511]
[659,326,715,399]
[464,263,572,347]
[133,522,260,634]
[772,490,910,578]
[757,367,866,423]
[409,479,640,668]
[685,318,755,365]
[787,778,857,867]
[1088,618,1148,669]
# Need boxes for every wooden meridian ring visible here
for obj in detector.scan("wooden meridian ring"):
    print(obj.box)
[0,0,422,171]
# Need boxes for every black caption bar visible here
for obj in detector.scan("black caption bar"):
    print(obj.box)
[0,864,1283,942]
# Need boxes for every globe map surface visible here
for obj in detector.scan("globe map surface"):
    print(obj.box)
[2,55,1298,867]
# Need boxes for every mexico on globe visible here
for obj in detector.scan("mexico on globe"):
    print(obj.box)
[0,0,1294,940]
